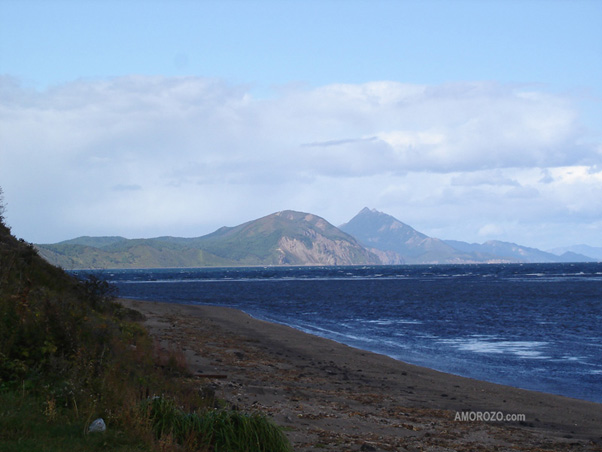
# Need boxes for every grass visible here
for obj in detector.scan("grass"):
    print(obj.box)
[144,397,291,452]
[0,390,147,452]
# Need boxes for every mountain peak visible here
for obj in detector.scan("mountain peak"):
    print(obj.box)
[343,208,418,234]
[358,207,385,216]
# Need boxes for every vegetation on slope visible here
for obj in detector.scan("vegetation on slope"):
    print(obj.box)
[36,240,233,270]
[0,190,291,451]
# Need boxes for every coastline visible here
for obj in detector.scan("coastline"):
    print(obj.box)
[119,298,602,451]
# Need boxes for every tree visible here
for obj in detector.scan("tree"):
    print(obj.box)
[0,186,5,224]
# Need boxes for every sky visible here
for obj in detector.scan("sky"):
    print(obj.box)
[1,0,601,250]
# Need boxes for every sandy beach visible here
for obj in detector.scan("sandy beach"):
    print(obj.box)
[119,299,602,451]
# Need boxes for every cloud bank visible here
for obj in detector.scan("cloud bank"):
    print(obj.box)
[1,76,600,248]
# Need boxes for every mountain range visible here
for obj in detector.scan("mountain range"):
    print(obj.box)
[35,208,600,269]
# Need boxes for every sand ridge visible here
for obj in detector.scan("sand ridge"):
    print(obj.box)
[119,299,602,451]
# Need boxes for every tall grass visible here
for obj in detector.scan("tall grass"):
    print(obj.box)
[144,397,292,452]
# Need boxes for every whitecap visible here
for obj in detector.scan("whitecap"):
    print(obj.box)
[440,338,549,359]
[364,318,422,326]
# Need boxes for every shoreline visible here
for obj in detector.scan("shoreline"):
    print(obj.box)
[243,310,600,405]
[119,298,602,451]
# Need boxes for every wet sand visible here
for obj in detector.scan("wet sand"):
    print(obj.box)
[119,299,602,451]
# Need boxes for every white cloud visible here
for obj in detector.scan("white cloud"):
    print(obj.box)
[0,76,600,248]
[450,170,519,187]
[478,223,507,239]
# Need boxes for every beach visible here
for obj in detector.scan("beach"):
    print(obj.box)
[119,298,602,451]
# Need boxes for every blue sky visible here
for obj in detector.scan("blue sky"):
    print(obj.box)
[3,1,601,92]
[1,0,601,250]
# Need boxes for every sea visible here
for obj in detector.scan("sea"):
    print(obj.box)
[73,263,602,403]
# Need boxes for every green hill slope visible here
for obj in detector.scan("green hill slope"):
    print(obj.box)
[36,239,233,269]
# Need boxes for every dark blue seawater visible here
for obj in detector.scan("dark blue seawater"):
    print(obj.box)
[74,263,602,403]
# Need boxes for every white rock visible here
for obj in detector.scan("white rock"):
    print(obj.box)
[88,418,106,433]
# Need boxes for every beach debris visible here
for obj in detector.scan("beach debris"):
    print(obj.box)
[196,373,228,379]
[88,418,106,433]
